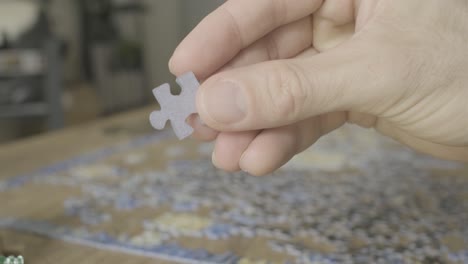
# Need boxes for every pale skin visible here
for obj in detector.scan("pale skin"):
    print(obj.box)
[169,0,468,176]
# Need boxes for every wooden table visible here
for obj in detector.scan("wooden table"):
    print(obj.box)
[0,106,177,264]
[0,106,466,264]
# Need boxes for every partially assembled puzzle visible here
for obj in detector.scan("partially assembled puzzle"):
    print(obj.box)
[0,125,466,264]
[150,72,199,140]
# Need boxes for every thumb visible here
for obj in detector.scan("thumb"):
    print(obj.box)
[197,41,396,131]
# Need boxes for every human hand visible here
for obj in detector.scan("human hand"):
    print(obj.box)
[170,0,468,175]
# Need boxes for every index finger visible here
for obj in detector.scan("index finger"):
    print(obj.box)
[169,0,323,79]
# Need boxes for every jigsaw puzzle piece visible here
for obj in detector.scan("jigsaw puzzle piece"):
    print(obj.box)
[150,83,171,130]
[172,119,195,140]
[177,72,199,100]
[149,109,169,130]
[177,72,203,127]
[149,72,200,140]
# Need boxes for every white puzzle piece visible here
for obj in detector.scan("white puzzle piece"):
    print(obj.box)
[149,72,200,140]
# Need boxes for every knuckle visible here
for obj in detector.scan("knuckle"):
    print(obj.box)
[265,62,308,123]
[220,6,245,47]
[304,63,338,112]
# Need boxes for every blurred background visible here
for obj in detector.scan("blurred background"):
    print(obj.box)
[0,0,222,144]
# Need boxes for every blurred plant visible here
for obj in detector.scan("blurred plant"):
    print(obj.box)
[109,40,142,71]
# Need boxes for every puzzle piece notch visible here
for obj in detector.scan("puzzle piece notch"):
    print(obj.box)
[150,72,200,140]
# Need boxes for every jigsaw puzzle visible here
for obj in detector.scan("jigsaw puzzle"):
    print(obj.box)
[150,72,200,140]
[0,126,467,264]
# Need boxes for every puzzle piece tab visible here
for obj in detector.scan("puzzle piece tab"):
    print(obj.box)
[150,72,199,140]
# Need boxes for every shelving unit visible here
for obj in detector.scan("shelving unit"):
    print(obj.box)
[0,39,64,130]
[78,0,148,115]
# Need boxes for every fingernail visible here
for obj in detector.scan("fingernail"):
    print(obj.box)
[168,50,180,72]
[211,150,219,168]
[202,81,246,124]
[168,52,174,64]
[239,151,249,173]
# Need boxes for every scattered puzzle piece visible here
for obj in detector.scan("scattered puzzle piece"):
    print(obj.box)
[150,72,199,140]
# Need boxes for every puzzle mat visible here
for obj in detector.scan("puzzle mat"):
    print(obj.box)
[0,125,467,264]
